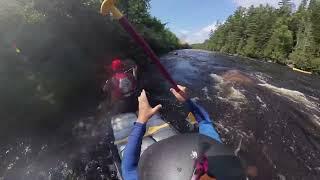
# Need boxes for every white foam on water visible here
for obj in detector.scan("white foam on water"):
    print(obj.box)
[23,145,31,155]
[216,122,253,139]
[251,72,271,84]
[310,96,319,101]
[7,163,14,170]
[201,86,212,100]
[258,83,319,112]
[258,83,320,128]
[219,86,246,104]
[312,115,320,128]
[210,73,247,110]
[278,174,286,180]
[210,73,223,83]
[256,95,267,109]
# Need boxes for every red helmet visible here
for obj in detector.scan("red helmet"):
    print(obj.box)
[111,59,123,71]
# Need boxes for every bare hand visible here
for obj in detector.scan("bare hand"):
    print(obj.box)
[137,90,162,124]
[170,85,189,103]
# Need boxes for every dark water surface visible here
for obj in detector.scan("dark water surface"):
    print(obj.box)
[1,49,320,180]
[160,50,320,180]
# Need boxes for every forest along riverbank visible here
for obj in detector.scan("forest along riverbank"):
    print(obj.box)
[193,1,320,74]
[1,49,320,180]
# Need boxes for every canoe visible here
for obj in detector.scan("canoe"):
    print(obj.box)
[292,67,312,74]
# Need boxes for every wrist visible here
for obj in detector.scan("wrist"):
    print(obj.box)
[136,117,148,124]
[134,121,147,126]
[180,99,187,103]
[185,98,192,103]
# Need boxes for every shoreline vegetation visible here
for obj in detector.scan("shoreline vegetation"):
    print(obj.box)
[200,50,314,75]
[192,0,320,75]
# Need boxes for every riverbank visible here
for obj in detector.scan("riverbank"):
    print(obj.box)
[191,3,320,75]
[194,50,316,75]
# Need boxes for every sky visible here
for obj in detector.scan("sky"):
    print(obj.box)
[150,0,302,44]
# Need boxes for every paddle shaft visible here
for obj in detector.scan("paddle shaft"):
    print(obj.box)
[118,16,181,93]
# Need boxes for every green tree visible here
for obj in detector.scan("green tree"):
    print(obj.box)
[195,0,320,74]
[118,0,150,24]
[243,36,257,57]
[309,0,320,55]
[264,18,293,63]
[289,0,320,73]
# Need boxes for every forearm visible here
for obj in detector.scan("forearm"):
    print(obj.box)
[186,99,222,143]
[122,122,146,180]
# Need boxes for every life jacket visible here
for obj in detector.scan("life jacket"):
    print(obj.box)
[111,72,136,99]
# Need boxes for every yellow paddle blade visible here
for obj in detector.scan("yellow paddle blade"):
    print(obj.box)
[187,112,197,124]
[100,0,116,15]
[145,123,169,136]
[114,123,170,145]
[100,0,123,19]
[292,67,312,74]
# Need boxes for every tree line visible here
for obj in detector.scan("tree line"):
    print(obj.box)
[193,0,320,74]
[0,0,184,135]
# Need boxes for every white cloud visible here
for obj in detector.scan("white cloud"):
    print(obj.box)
[175,0,304,44]
[176,22,218,44]
[233,0,302,8]
[179,30,190,34]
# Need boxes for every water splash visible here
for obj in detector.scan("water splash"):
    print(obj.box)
[256,95,267,109]
[210,73,247,110]
[258,83,318,109]
[201,87,212,101]
[258,83,320,128]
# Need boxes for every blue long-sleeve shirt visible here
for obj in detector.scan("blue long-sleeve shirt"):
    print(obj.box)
[121,99,221,180]
[186,99,222,143]
[121,122,146,180]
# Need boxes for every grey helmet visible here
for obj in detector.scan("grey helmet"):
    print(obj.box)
[138,134,246,180]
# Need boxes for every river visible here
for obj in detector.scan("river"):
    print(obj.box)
[1,49,320,180]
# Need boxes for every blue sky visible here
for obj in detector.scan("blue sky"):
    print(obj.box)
[150,0,302,44]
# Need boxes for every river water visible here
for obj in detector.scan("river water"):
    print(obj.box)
[1,49,320,180]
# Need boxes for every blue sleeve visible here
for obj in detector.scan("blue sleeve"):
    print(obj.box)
[121,122,146,180]
[186,99,222,143]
